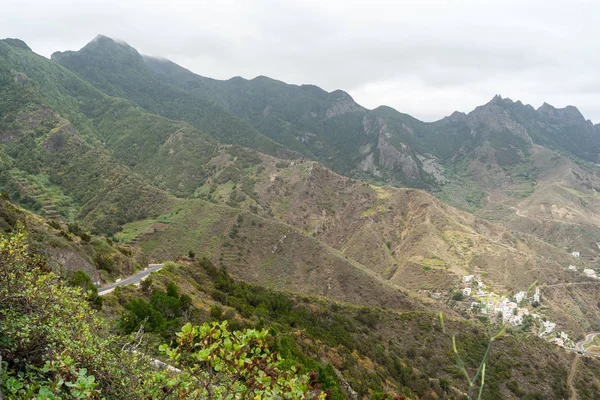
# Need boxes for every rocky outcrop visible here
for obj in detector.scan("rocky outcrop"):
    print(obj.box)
[361,116,420,181]
[377,137,420,181]
[325,91,365,118]
[416,154,447,184]
[469,100,533,145]
[46,249,101,285]
[357,152,382,177]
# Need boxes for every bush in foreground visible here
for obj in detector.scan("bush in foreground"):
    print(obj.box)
[0,227,322,399]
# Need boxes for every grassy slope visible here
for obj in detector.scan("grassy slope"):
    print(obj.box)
[0,52,175,234]
[0,195,145,283]
[115,197,436,313]
[102,259,600,399]
[144,148,600,337]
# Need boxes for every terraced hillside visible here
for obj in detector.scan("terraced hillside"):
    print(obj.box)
[2,35,600,398]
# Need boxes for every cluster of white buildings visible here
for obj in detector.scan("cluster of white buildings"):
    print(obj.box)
[551,331,574,348]
[457,274,578,349]
[540,320,556,335]
[493,298,529,326]
[461,275,534,327]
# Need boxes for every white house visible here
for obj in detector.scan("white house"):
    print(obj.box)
[572,251,581,258]
[542,320,556,335]
[517,308,530,317]
[463,287,472,297]
[514,291,527,303]
[568,265,578,271]
[533,287,541,304]
[463,275,474,283]
[583,268,598,279]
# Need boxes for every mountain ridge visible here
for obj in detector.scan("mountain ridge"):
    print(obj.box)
[3,34,600,398]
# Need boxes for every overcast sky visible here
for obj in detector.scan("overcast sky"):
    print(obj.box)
[1,0,599,122]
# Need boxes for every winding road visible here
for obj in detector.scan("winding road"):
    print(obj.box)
[98,264,163,295]
[576,332,600,352]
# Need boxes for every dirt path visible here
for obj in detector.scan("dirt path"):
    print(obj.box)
[567,355,579,400]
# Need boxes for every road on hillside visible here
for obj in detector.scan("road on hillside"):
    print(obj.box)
[576,332,600,352]
[98,264,163,295]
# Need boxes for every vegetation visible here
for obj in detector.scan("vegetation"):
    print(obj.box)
[96,256,600,399]
[52,35,293,159]
[0,228,322,398]
[2,34,600,399]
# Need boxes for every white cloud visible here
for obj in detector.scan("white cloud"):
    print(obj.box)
[1,0,599,122]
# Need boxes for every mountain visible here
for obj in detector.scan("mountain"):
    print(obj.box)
[2,35,600,398]
[51,35,294,159]
[5,35,600,332]
[139,48,600,257]
[53,38,600,253]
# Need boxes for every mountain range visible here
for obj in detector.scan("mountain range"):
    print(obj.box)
[1,34,600,398]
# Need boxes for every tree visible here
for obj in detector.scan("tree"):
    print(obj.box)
[166,280,179,299]
[150,289,181,319]
[0,226,157,398]
[0,227,321,399]
[180,293,193,312]
[140,276,153,292]
[68,269,103,310]
[159,321,324,399]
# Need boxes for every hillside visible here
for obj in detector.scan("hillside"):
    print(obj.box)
[4,226,600,399]
[2,34,600,398]
[100,257,600,399]
[0,191,146,286]
[53,37,600,254]
[51,35,295,159]
[120,148,599,337]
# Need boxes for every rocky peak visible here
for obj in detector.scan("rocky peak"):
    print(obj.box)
[489,94,508,105]
[469,97,532,145]
[443,111,468,123]
[325,90,365,118]
[537,102,586,124]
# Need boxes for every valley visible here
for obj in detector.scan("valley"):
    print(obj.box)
[1,35,600,398]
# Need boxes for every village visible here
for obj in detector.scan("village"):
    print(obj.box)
[456,273,577,349]
[421,250,600,351]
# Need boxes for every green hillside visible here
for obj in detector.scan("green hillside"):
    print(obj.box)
[2,34,600,399]
[51,35,295,159]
